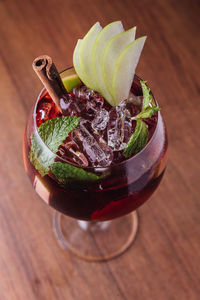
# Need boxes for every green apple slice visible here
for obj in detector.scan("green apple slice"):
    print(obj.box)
[112,36,146,106]
[91,21,124,95]
[102,27,136,96]
[72,22,146,107]
[79,22,102,90]
[73,39,90,86]
[61,67,82,92]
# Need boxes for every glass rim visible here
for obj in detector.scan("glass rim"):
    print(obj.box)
[33,69,161,170]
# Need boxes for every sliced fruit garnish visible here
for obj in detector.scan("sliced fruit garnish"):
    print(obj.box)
[79,22,102,90]
[112,36,146,105]
[102,26,136,96]
[73,39,90,86]
[91,21,124,101]
[73,21,146,107]
[61,67,82,92]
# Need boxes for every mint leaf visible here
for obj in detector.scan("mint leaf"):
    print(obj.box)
[124,81,158,157]
[29,149,49,176]
[123,119,148,158]
[132,81,160,120]
[29,132,56,176]
[51,162,103,184]
[136,106,160,119]
[29,116,80,176]
[38,116,80,153]
[140,80,152,110]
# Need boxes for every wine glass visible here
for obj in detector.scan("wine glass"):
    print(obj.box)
[23,69,168,261]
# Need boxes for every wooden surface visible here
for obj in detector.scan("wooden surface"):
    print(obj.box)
[0,0,200,299]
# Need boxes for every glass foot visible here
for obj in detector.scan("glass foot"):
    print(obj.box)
[53,211,138,262]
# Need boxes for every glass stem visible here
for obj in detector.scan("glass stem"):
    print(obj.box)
[77,220,111,232]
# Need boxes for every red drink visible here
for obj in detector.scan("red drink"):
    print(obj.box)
[23,70,168,221]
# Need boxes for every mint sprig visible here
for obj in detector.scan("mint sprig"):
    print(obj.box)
[29,132,56,176]
[123,119,148,158]
[132,81,160,120]
[51,162,103,185]
[38,116,80,153]
[29,115,105,183]
[29,116,79,176]
[140,80,152,109]
[136,106,160,119]
[123,81,159,158]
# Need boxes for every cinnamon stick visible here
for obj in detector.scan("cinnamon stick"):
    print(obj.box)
[32,55,67,111]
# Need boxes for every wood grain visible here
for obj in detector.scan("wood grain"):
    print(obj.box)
[0,0,200,299]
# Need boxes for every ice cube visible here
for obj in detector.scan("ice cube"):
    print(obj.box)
[107,103,132,151]
[60,94,82,117]
[73,86,104,108]
[61,86,107,121]
[91,108,109,131]
[72,120,113,167]
[126,92,142,116]
[127,91,142,106]
[73,86,104,120]
[58,136,88,167]
[73,85,93,101]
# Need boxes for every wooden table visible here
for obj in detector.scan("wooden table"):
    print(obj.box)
[0,0,199,299]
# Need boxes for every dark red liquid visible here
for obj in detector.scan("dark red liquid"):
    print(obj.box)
[23,73,168,221]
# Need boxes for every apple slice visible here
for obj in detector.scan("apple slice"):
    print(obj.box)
[102,27,136,96]
[79,22,102,90]
[61,67,82,92]
[91,21,124,97]
[73,22,146,107]
[73,39,90,86]
[112,36,146,106]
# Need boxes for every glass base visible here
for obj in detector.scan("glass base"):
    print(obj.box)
[53,211,138,262]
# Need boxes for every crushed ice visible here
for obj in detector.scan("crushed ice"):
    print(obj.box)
[61,86,136,166]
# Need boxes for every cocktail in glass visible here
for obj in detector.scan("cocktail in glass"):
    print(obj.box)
[23,68,168,261]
